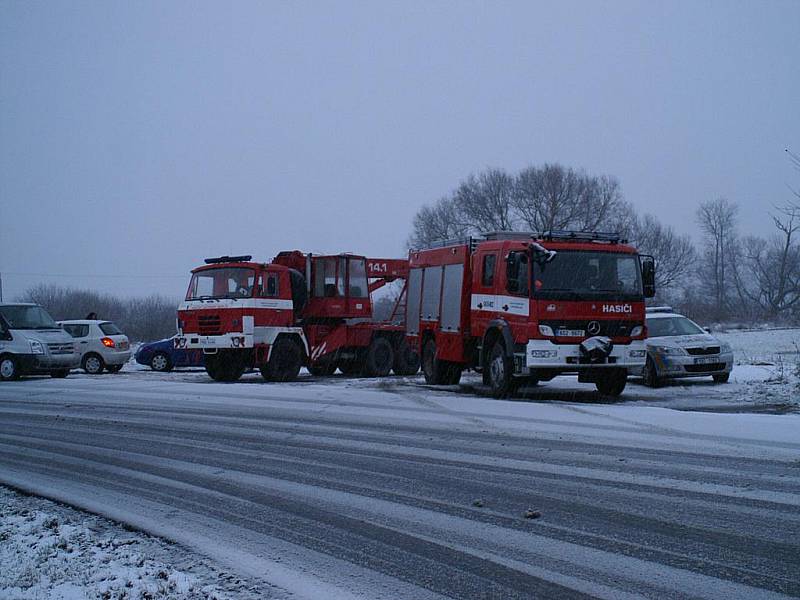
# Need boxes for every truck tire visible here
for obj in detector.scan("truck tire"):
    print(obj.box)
[487,342,514,398]
[642,358,662,388]
[308,361,337,376]
[422,338,460,385]
[393,340,420,376]
[0,355,21,381]
[205,352,245,382]
[338,359,363,377]
[595,369,628,397]
[712,372,730,384]
[261,337,302,382]
[106,364,123,374]
[364,337,394,377]
[82,353,105,375]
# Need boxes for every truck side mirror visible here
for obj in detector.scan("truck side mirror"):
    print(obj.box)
[641,255,656,298]
[0,323,10,341]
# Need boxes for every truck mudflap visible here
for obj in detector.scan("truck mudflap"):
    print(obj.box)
[524,338,646,370]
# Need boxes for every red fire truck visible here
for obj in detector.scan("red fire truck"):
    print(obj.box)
[175,252,418,382]
[405,231,656,397]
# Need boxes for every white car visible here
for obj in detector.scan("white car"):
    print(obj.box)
[637,307,733,387]
[59,320,132,374]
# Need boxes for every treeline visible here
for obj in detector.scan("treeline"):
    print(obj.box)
[18,284,178,342]
[409,159,800,325]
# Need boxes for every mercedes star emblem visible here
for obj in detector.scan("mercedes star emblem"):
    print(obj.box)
[587,321,601,335]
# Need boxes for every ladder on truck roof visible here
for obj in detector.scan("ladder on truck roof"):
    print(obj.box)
[417,230,626,252]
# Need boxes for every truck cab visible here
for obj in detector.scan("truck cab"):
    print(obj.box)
[176,255,308,381]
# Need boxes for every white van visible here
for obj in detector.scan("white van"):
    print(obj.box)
[0,303,81,380]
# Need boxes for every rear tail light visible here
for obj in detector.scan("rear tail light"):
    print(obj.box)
[101,337,115,348]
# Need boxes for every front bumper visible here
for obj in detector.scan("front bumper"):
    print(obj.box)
[175,332,253,351]
[17,353,81,373]
[523,338,646,372]
[634,351,734,378]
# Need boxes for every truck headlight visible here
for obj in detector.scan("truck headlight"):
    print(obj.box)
[630,326,644,337]
[538,325,554,337]
[29,340,45,355]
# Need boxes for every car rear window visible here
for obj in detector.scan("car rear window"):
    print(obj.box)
[99,322,123,335]
[63,324,89,338]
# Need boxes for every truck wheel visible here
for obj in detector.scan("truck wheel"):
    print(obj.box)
[337,359,362,377]
[488,343,514,398]
[364,337,394,377]
[150,352,173,372]
[712,372,730,384]
[642,358,662,388]
[261,337,302,382]
[0,356,20,381]
[393,340,420,376]
[309,361,336,376]
[422,338,445,384]
[444,365,462,385]
[595,369,628,397]
[50,369,70,378]
[106,364,123,374]
[205,352,244,382]
[82,353,105,375]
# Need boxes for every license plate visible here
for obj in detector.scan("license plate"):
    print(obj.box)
[694,357,716,364]
[556,329,584,337]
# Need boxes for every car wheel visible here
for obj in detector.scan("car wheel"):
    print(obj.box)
[488,342,514,398]
[642,357,663,388]
[82,353,105,375]
[0,356,21,381]
[595,369,628,397]
[713,372,730,384]
[150,352,172,372]
[50,369,70,378]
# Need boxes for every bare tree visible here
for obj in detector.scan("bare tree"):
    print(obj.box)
[453,168,516,232]
[512,164,629,233]
[629,214,696,291]
[696,198,739,319]
[18,284,179,342]
[407,196,471,249]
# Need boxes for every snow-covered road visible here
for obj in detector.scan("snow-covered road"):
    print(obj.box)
[1,373,799,599]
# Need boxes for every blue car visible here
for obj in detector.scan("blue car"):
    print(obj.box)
[135,335,204,372]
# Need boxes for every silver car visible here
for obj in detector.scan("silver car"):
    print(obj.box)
[59,320,132,374]
[638,307,733,387]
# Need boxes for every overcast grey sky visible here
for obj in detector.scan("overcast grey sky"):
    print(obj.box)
[1,0,798,301]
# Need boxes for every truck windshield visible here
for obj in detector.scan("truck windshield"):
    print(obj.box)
[187,268,256,300]
[533,251,643,301]
[0,305,59,330]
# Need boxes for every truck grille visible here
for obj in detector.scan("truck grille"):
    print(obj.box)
[47,343,74,355]
[685,346,720,356]
[540,320,639,338]
[198,315,222,335]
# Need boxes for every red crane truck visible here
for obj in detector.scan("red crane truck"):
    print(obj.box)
[405,231,656,397]
[175,252,418,382]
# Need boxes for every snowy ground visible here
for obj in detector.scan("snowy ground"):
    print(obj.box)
[0,487,280,600]
[0,328,798,599]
